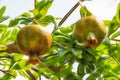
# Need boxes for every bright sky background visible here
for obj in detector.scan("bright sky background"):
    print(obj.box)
[0,0,120,26]
[0,0,120,80]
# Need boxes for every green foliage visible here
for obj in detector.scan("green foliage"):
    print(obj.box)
[0,6,9,23]
[80,6,92,18]
[108,3,120,36]
[33,0,53,19]
[0,16,9,23]
[0,0,120,80]
[0,6,6,17]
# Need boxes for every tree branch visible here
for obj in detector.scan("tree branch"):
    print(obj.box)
[111,39,120,42]
[52,1,81,33]
[26,70,37,80]
[58,1,80,27]
[34,0,37,9]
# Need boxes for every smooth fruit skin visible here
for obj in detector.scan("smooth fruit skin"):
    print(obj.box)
[72,16,106,48]
[16,25,52,56]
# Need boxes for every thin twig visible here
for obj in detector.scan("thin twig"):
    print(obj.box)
[110,55,120,65]
[111,39,120,42]
[58,1,80,27]
[0,69,8,73]
[26,70,37,80]
[32,67,51,79]
[34,0,37,9]
[52,1,81,33]
[0,55,13,58]
[0,69,15,77]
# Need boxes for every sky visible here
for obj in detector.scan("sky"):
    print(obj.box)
[0,0,120,80]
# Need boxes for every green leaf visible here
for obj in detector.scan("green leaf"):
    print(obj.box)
[77,62,85,78]
[115,2,120,24]
[14,59,31,70]
[8,18,19,27]
[38,0,53,14]
[80,6,92,18]
[72,48,82,58]
[43,55,61,67]
[0,24,8,28]
[13,53,23,61]
[60,27,73,34]
[82,50,96,63]
[21,12,31,17]
[59,49,70,57]
[18,70,30,79]
[64,73,78,80]
[20,19,31,25]
[86,63,95,73]
[0,16,9,23]
[0,29,11,42]
[0,24,8,32]
[33,9,42,19]
[103,20,111,27]
[110,31,120,39]
[39,15,55,26]
[51,75,58,80]
[33,0,53,18]
[2,73,11,80]
[86,72,100,80]
[53,35,67,42]
[108,3,120,35]
[97,55,109,67]
[13,63,21,70]
[9,70,17,78]
[0,6,6,17]
[60,64,73,77]
[8,28,18,41]
[109,43,120,63]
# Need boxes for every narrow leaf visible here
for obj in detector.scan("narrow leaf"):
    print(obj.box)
[0,29,11,42]
[103,20,111,27]
[72,48,82,58]
[110,31,120,39]
[43,55,60,67]
[2,73,11,80]
[13,53,23,61]
[8,18,19,27]
[80,6,92,18]
[0,6,6,17]
[21,12,31,17]
[116,2,120,23]
[108,17,119,35]
[0,24,8,28]
[77,62,85,77]
[39,15,55,26]
[18,70,31,79]
[34,0,53,18]
[0,16,9,23]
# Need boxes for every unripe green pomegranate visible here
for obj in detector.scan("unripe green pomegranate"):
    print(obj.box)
[16,25,52,56]
[72,16,106,48]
